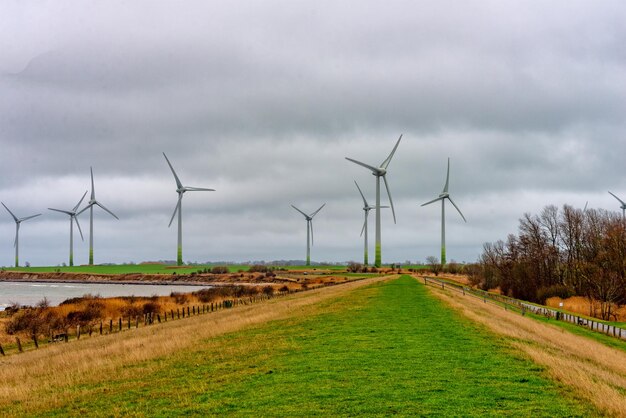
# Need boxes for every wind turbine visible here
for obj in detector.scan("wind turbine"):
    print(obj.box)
[291,203,325,266]
[76,167,119,265]
[346,134,402,267]
[608,191,626,219]
[48,191,88,267]
[354,181,388,266]
[2,203,41,267]
[163,152,215,266]
[421,158,466,265]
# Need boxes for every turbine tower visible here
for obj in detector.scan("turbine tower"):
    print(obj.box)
[2,203,41,267]
[421,158,466,265]
[608,191,626,219]
[354,181,388,266]
[48,191,87,267]
[346,134,402,267]
[163,152,215,266]
[291,203,325,266]
[77,167,119,265]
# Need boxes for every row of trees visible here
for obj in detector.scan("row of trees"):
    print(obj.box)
[470,205,625,320]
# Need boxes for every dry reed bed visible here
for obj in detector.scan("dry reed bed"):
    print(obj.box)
[0,275,394,414]
[426,280,626,417]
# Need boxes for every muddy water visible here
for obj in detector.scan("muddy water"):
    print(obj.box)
[0,281,210,310]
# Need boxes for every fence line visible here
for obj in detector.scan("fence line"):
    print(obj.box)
[421,276,626,341]
[0,276,370,357]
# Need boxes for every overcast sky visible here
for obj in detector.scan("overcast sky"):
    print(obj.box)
[1,1,625,267]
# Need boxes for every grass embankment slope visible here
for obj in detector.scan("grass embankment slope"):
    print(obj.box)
[1,276,597,416]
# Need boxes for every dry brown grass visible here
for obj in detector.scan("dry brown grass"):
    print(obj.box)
[546,296,626,322]
[0,275,394,415]
[423,278,626,417]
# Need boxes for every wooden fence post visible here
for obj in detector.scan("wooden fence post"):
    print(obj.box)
[89,326,93,337]
[109,319,113,333]
[76,325,80,340]
[0,343,4,356]
[187,307,190,317]
[33,333,39,348]
[16,337,23,353]
[164,311,167,322]
[100,321,103,335]
[128,317,131,329]
[157,314,161,323]
[136,316,139,329]
[119,318,122,332]
[182,308,185,318]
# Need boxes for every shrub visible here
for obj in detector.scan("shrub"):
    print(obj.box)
[262,286,274,296]
[279,285,289,293]
[248,265,269,273]
[121,304,143,318]
[211,266,229,274]
[536,284,574,304]
[142,301,161,314]
[171,292,189,305]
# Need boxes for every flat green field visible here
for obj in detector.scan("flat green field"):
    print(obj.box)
[1,264,348,275]
[17,276,595,416]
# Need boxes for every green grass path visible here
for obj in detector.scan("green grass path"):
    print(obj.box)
[40,276,594,416]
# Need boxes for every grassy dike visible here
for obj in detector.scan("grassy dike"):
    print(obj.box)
[9,276,595,416]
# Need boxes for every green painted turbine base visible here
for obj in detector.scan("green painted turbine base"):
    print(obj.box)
[441,248,446,266]
[364,250,368,266]
[69,255,73,267]
[374,244,381,267]
[177,247,183,266]
[89,249,94,266]
[15,257,18,268]
[306,256,310,267]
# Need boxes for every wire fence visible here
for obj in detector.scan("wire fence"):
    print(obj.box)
[421,276,626,341]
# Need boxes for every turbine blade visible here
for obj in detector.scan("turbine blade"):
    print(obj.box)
[360,217,366,237]
[583,201,588,212]
[2,202,18,222]
[95,201,119,220]
[76,202,94,216]
[421,196,443,207]
[20,214,41,222]
[73,190,89,212]
[383,175,396,224]
[310,203,326,218]
[345,157,379,173]
[291,205,309,218]
[443,158,450,193]
[48,208,73,215]
[168,196,182,227]
[447,196,467,222]
[74,216,84,241]
[380,134,403,169]
[163,153,183,190]
[184,187,215,192]
[608,191,626,206]
[90,167,95,200]
[354,180,368,207]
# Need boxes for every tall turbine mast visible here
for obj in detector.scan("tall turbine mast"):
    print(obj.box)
[354,181,388,266]
[291,203,325,266]
[76,167,119,265]
[163,153,215,266]
[48,191,88,267]
[2,203,41,267]
[421,158,466,265]
[346,135,402,267]
[608,191,626,220]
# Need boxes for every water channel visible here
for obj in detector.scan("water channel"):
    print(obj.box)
[0,281,211,310]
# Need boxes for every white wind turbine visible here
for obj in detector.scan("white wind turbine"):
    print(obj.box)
[2,203,41,267]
